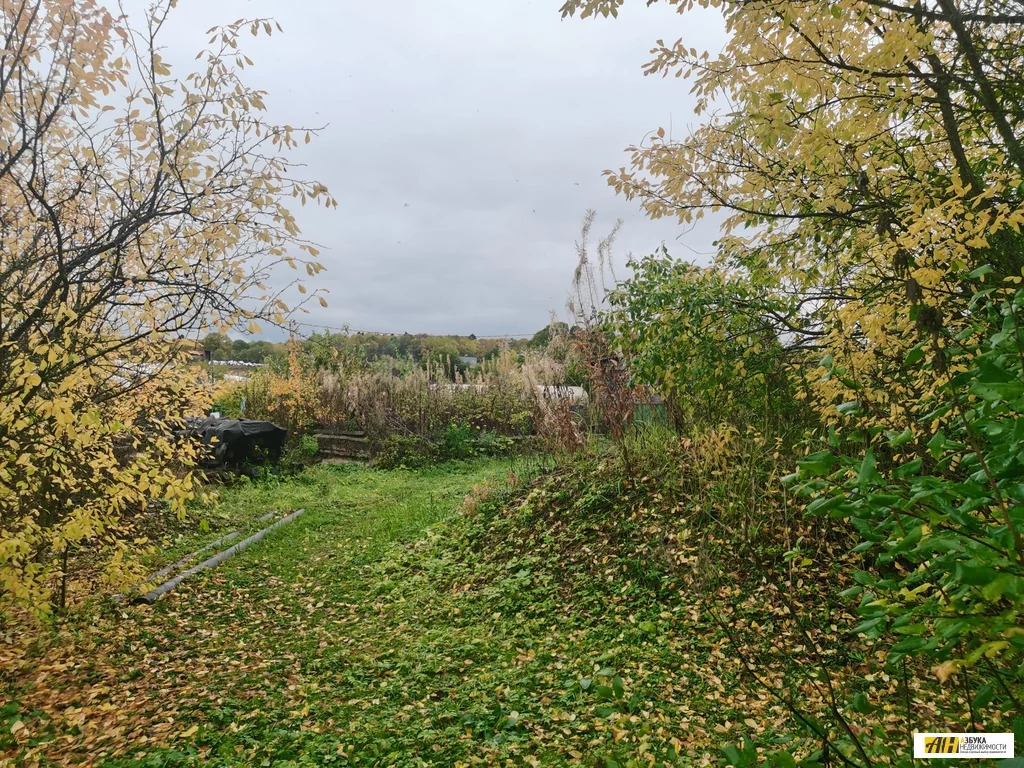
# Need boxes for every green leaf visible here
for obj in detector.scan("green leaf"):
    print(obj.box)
[852,617,883,634]
[612,675,625,699]
[973,683,996,710]
[769,751,797,768]
[893,623,926,635]
[904,345,926,366]
[857,449,878,490]
[968,264,994,279]
[851,692,874,714]
[798,451,837,477]
[891,636,927,653]
[886,428,913,447]
[977,358,1014,383]
[957,564,997,586]
[971,382,1006,403]
[893,458,923,479]
[981,574,1014,601]
[806,494,845,515]
[891,525,922,553]
[721,744,743,767]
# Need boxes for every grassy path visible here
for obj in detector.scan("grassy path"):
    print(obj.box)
[4,458,921,768]
[2,460,512,767]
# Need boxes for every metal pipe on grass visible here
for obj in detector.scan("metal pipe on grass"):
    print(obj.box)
[133,508,305,605]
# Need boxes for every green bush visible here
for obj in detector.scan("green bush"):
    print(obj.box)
[440,422,474,460]
[606,248,805,434]
[280,433,320,470]
[373,423,519,469]
[476,429,515,457]
[211,387,244,419]
[791,278,1024,739]
[373,434,431,469]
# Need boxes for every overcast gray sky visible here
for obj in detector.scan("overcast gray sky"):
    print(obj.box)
[155,1,727,338]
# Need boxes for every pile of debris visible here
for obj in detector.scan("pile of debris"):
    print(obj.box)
[179,416,287,467]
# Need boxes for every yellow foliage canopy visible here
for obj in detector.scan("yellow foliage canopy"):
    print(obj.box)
[563,0,1024,438]
[0,0,333,619]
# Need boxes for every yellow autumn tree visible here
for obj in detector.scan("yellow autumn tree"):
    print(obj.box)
[562,0,1024,440]
[0,0,335,619]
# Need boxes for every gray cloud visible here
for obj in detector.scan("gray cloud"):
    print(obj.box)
[154,0,727,337]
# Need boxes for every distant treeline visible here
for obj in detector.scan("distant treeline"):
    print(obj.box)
[200,323,572,366]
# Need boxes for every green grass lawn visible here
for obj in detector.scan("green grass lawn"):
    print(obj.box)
[2,460,511,766]
[1,457,949,768]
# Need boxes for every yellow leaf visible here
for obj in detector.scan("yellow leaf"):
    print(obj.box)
[933,660,958,684]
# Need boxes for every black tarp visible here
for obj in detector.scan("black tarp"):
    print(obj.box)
[182,417,287,466]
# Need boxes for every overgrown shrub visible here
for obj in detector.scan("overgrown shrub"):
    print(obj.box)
[607,249,806,435]
[789,277,1024,742]
[598,240,1024,761]
[215,345,576,466]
